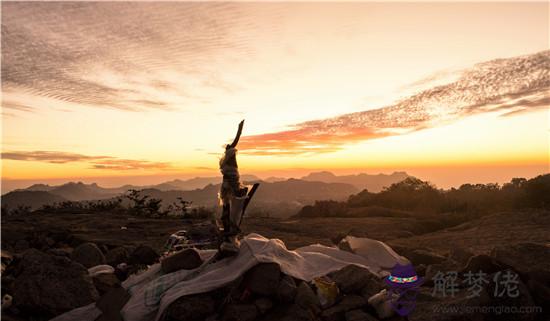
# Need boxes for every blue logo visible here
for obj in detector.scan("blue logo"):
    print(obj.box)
[385,263,423,316]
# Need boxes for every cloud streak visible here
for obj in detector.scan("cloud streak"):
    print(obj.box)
[239,50,550,155]
[2,150,172,171]
[1,2,256,112]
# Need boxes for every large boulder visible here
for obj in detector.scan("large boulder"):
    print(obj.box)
[448,247,474,266]
[461,255,504,274]
[128,245,159,266]
[12,249,99,317]
[277,275,297,303]
[163,293,216,321]
[243,263,281,297]
[105,247,129,267]
[295,282,321,315]
[71,242,106,268]
[328,265,379,294]
[161,248,203,274]
[254,297,274,315]
[321,295,367,321]
[92,272,121,295]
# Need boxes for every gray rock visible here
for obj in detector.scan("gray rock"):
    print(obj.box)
[162,248,203,274]
[92,272,121,295]
[277,274,297,303]
[105,247,129,267]
[329,265,379,294]
[71,242,106,268]
[359,277,383,300]
[164,293,216,321]
[254,297,274,315]
[223,303,258,321]
[295,282,321,315]
[128,245,159,265]
[243,263,281,297]
[345,309,379,321]
[321,295,367,321]
[13,249,99,317]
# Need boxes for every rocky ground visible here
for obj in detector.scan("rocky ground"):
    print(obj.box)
[1,209,549,321]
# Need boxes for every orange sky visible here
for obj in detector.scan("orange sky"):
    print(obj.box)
[1,2,549,192]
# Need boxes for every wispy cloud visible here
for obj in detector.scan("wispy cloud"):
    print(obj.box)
[239,50,550,155]
[1,2,255,112]
[90,159,172,171]
[2,101,36,113]
[2,150,172,171]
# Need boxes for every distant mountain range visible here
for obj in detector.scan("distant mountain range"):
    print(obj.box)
[300,171,409,192]
[1,171,409,215]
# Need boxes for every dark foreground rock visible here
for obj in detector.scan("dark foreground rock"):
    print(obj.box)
[12,249,99,317]
[163,293,216,321]
[105,247,129,267]
[70,242,106,268]
[328,265,380,294]
[461,255,504,275]
[223,303,258,321]
[129,245,159,265]
[321,295,367,321]
[345,309,379,321]
[243,263,281,297]
[161,248,203,274]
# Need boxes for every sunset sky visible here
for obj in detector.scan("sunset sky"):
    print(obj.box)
[1,1,549,191]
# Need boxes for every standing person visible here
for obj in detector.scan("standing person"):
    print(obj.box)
[219,120,248,255]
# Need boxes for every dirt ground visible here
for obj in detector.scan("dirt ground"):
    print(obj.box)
[2,209,549,255]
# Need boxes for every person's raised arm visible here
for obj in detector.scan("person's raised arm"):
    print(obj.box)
[228,120,245,149]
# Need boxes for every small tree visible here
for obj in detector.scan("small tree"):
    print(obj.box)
[171,197,192,217]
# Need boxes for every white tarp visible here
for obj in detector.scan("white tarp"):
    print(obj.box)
[51,233,407,321]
